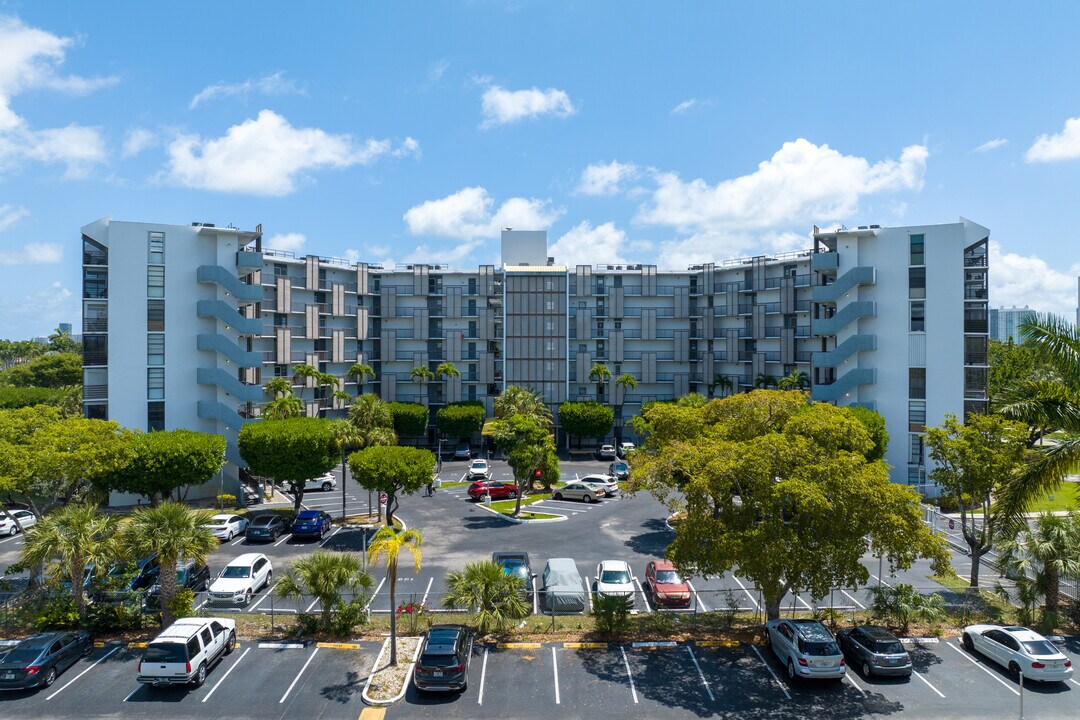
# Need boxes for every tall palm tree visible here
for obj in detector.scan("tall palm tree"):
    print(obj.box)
[317,373,340,415]
[410,366,435,404]
[328,419,361,520]
[614,373,637,443]
[494,385,552,426]
[442,560,529,634]
[263,394,304,420]
[710,374,734,398]
[273,551,373,631]
[348,362,375,396]
[118,501,218,627]
[589,362,611,402]
[996,512,1080,621]
[367,527,423,665]
[777,370,810,391]
[435,362,460,404]
[264,376,293,399]
[292,363,320,405]
[20,503,119,621]
[753,373,778,390]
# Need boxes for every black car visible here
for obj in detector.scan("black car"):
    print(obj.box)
[413,625,472,692]
[144,560,212,609]
[0,631,92,690]
[608,461,630,481]
[245,514,288,542]
[492,551,534,595]
[836,625,912,678]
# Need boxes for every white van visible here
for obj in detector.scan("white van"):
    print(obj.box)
[137,617,236,687]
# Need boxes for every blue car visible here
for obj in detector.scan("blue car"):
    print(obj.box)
[290,510,332,539]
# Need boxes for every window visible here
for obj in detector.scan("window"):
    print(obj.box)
[908,434,924,465]
[909,368,926,399]
[964,305,989,333]
[909,234,924,265]
[545,279,554,291]
[467,299,477,316]
[84,335,107,366]
[908,267,925,299]
[614,275,622,287]
[83,267,108,299]
[273,263,287,277]
[545,340,556,352]
[147,334,164,365]
[910,302,925,332]
[468,278,477,295]
[148,368,165,400]
[468,321,477,337]
[579,344,587,353]
[545,320,556,332]
[544,300,555,311]
[908,401,926,431]
[907,466,926,486]
[965,335,988,365]
[148,231,165,263]
[147,300,165,331]
[147,265,165,298]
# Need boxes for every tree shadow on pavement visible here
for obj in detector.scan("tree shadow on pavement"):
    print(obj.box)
[622,517,673,557]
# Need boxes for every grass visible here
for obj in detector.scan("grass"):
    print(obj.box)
[508,511,562,521]
[488,493,552,514]
[964,484,1080,515]
[438,481,471,488]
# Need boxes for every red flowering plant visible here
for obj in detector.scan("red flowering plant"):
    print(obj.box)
[396,598,432,635]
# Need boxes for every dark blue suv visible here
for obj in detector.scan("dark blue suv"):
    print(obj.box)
[290,510,332,539]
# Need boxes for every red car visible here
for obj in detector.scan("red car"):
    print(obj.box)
[645,560,691,608]
[467,481,519,501]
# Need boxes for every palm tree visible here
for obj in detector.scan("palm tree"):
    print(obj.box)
[443,561,530,634]
[777,370,810,391]
[996,512,1080,622]
[346,395,397,515]
[494,385,552,426]
[348,362,375,396]
[20,503,119,621]
[710,374,734,398]
[589,363,611,402]
[328,419,362,519]
[317,373,340,415]
[410,366,435,404]
[435,362,460,404]
[753,373,778,390]
[273,551,373,631]
[263,376,303,419]
[614,373,637,444]
[118,501,218,627]
[264,376,293,398]
[367,527,423,665]
[292,363,320,405]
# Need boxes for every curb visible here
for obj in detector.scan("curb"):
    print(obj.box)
[631,640,679,649]
[473,502,567,524]
[696,640,740,648]
[258,642,307,649]
[564,642,608,649]
[317,641,365,650]
[361,635,422,706]
[497,642,542,649]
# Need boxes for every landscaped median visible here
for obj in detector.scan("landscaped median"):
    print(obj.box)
[478,492,565,522]
[361,635,422,706]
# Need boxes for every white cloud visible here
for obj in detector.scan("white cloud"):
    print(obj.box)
[427,59,449,85]
[121,128,155,158]
[638,139,928,232]
[577,160,639,196]
[403,186,563,240]
[657,229,810,270]
[0,15,114,175]
[671,98,714,115]
[404,239,486,267]
[0,204,28,232]
[189,71,303,109]
[0,241,62,265]
[392,136,421,159]
[480,84,576,128]
[165,110,414,195]
[1026,117,1080,163]
[972,138,1007,154]
[989,241,1080,318]
[0,281,75,337]
[265,232,306,253]
[550,221,634,267]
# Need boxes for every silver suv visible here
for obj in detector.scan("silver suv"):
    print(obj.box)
[765,618,846,681]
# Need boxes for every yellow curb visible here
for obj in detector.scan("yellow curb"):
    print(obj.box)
[696,640,740,648]
[93,641,105,648]
[317,642,365,650]
[127,641,148,649]
[564,642,608,649]
[358,708,386,720]
[497,642,541,649]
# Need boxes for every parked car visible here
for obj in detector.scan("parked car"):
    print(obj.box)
[453,444,472,460]
[617,442,635,458]
[205,514,248,541]
[492,551,534,595]
[208,554,272,606]
[552,482,603,503]
[765,618,846,681]
[413,625,472,692]
[467,459,492,480]
[962,624,1073,683]
[594,560,635,606]
[598,444,617,460]
[608,461,630,481]
[0,509,37,536]
[137,617,236,688]
[540,558,586,613]
[128,555,162,592]
[580,474,619,497]
[244,514,288,542]
[304,473,337,492]
[144,560,211,609]
[467,480,518,501]
[0,630,92,690]
[644,560,691,609]
[836,625,912,678]
[290,510,332,539]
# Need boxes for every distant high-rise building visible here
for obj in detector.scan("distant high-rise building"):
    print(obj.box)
[988,305,1035,342]
[58,322,73,335]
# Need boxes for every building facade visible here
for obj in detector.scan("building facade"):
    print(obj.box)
[82,217,988,500]
[988,306,1034,342]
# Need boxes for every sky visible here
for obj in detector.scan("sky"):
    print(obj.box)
[1,1,1079,338]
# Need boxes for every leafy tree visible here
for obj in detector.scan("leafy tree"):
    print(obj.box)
[589,362,611,401]
[118,501,218,627]
[367,527,423,665]
[0,353,82,388]
[348,362,375,395]
[238,417,338,510]
[436,401,485,440]
[443,560,529,633]
[494,385,551,426]
[47,328,80,355]
[676,392,709,408]
[0,387,72,410]
[558,401,614,447]
[868,583,946,635]
[20,503,119,621]
[98,429,226,504]
[386,401,428,439]
[988,338,1042,402]
[344,395,397,514]
[435,362,460,404]
[263,377,303,420]
[348,445,435,528]
[0,339,45,368]
[491,415,557,516]
[996,512,1080,622]
[29,417,134,512]
[925,413,1028,588]
[630,390,948,620]
[710,374,734,398]
[273,551,373,632]
[841,406,888,462]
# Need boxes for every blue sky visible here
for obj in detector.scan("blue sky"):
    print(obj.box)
[1,1,1079,338]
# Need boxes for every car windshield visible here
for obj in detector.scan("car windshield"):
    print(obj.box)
[143,643,187,663]
[801,641,840,656]
[1022,640,1060,656]
[420,653,461,668]
[655,570,681,584]
[614,463,628,470]
[500,561,528,579]
[873,641,905,654]
[221,566,251,579]
[176,567,190,583]
[600,570,630,584]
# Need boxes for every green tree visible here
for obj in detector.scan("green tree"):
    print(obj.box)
[0,340,45,368]
[843,406,889,462]
[348,446,435,528]
[869,583,946,636]
[776,370,810,391]
[614,373,637,443]
[558,401,614,447]
[435,401,485,440]
[676,392,708,408]
[988,338,1042,402]
[118,501,218,626]
[386,401,428,439]
[996,512,1080,622]
[753,373,777,389]
[0,353,82,388]
[589,362,611,402]
[410,366,435,404]
[348,362,375,396]
[0,387,73,411]
[273,551,373,632]
[98,429,226,504]
[263,377,303,420]
[925,413,1029,588]
[367,527,423,665]
[443,561,529,634]
[47,328,80,355]
[238,417,338,510]
[494,385,552,426]
[709,374,734,398]
[630,390,948,620]
[20,503,119,621]
[491,415,557,516]
[434,362,460,404]
[29,417,134,512]
[292,363,320,404]
[348,394,398,446]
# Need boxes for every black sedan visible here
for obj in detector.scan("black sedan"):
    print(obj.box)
[836,625,912,677]
[0,631,92,690]
[245,514,288,542]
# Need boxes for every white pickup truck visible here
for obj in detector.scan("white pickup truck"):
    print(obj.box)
[137,617,236,688]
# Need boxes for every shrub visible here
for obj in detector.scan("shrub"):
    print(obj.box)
[30,594,79,630]
[592,593,632,638]
[435,401,485,440]
[87,600,144,633]
[870,583,946,634]
[216,493,237,509]
[166,588,195,622]
[396,598,432,636]
[559,401,614,446]
[387,402,428,437]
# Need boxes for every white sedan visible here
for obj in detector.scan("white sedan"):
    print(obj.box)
[962,624,1073,683]
[594,560,635,603]
[205,514,248,541]
[0,509,37,536]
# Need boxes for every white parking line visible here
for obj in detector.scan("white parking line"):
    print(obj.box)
[248,583,276,612]
[477,647,489,704]
[305,597,319,613]
[869,574,893,589]
[0,533,24,544]
[195,598,207,610]
[732,576,760,612]
[945,640,1019,696]
[273,533,292,547]
[318,526,341,547]
[620,646,639,704]
[686,646,715,702]
[420,577,433,607]
[230,535,246,546]
[687,581,708,612]
[552,647,560,704]
[632,577,652,613]
[1070,678,1080,689]
[844,671,867,697]
[122,685,141,702]
[793,593,812,611]
[202,647,250,702]
[365,577,386,610]
[46,645,120,700]
[912,669,946,698]
[750,644,791,700]
[840,589,866,610]
[279,648,320,703]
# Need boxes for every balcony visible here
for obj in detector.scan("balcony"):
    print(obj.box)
[83,250,108,266]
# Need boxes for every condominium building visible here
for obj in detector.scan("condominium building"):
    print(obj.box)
[988,306,1035,342]
[81,216,988,501]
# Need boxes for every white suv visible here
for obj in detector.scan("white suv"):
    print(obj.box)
[208,553,272,605]
[305,473,337,491]
[137,617,236,687]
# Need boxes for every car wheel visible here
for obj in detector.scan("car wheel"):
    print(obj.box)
[81,640,93,657]
[225,631,236,655]
[227,531,234,541]
[962,633,973,652]
[763,631,771,648]
[508,490,517,498]
[1009,662,1021,682]
[244,589,252,605]
[553,492,563,501]
[862,661,872,678]
[582,495,593,504]
[265,571,272,590]
[7,526,16,536]
[322,482,332,491]
[43,666,57,687]
[481,494,490,503]
[193,662,207,688]
[787,659,797,680]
